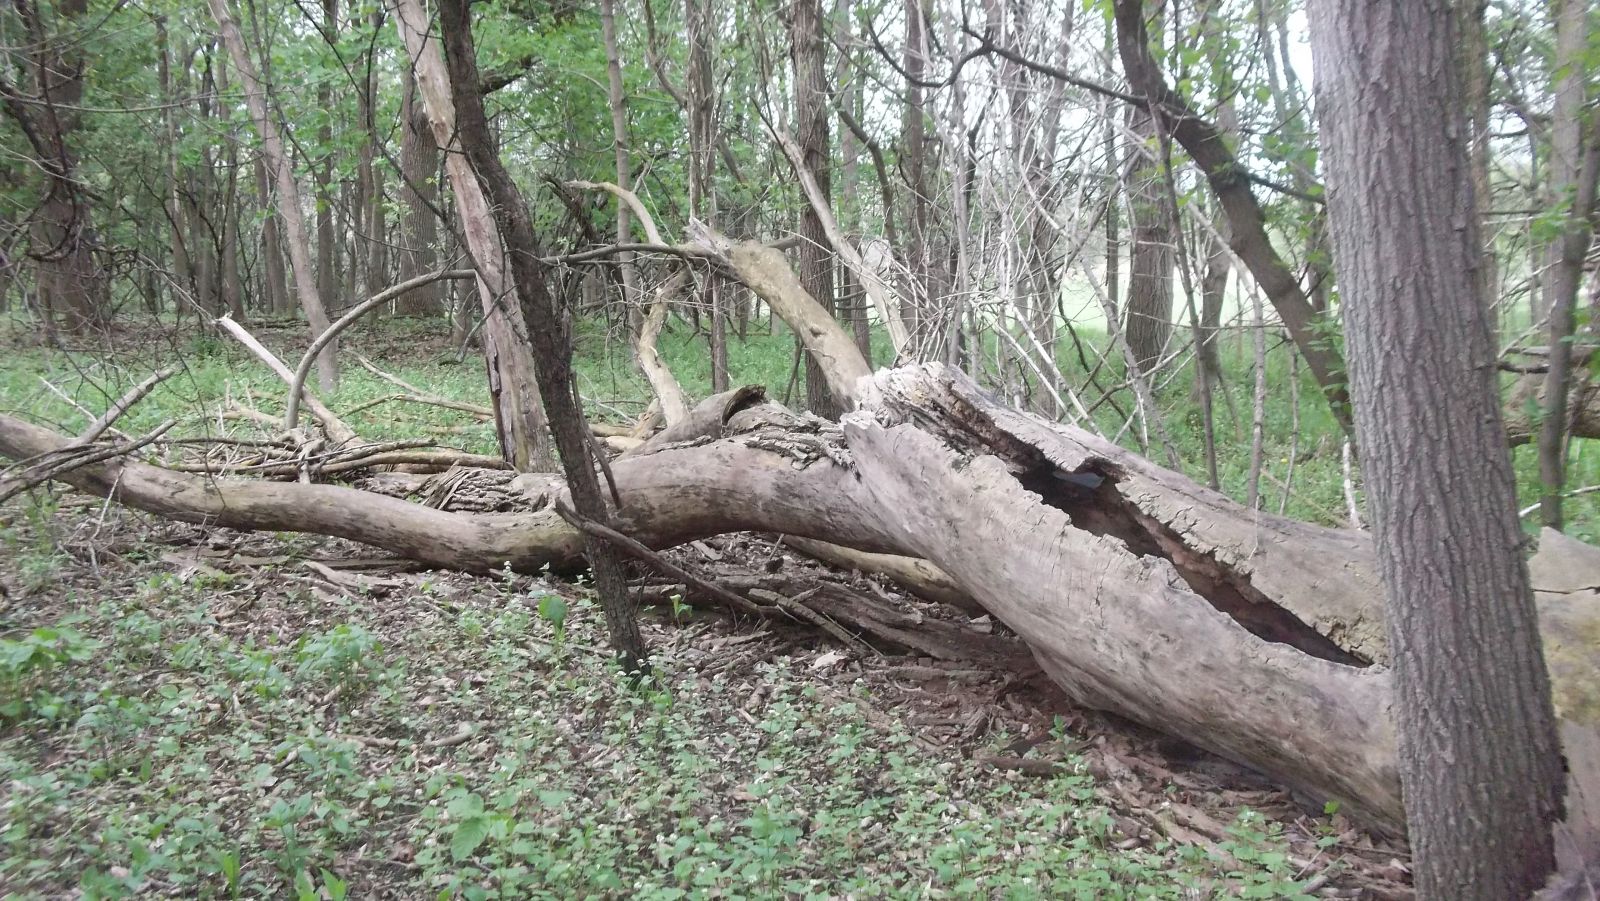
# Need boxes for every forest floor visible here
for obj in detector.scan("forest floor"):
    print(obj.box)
[0,317,1421,898]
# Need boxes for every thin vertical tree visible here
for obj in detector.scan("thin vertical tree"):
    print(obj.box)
[432,0,646,669]
[1536,0,1598,531]
[1308,1,1564,897]
[787,0,840,417]
[684,0,726,391]
[210,0,339,393]
[314,0,339,313]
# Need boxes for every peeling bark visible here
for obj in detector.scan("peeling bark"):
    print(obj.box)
[5,365,1600,833]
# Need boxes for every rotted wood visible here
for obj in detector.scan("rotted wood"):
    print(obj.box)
[4,364,1599,835]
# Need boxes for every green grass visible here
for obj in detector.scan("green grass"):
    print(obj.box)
[5,313,1598,540]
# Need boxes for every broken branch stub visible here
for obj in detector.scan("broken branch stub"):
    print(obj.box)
[4,363,1600,835]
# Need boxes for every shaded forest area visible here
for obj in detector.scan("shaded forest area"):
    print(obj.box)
[3,0,1600,897]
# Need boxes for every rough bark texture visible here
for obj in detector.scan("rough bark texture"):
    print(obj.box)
[4,0,103,335]
[1197,221,1229,395]
[435,0,647,668]
[392,0,554,471]
[11,361,1600,838]
[1124,104,1174,374]
[395,66,444,317]
[1309,1,1565,896]
[788,0,840,418]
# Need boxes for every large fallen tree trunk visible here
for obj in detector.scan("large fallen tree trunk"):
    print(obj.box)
[2,364,1598,835]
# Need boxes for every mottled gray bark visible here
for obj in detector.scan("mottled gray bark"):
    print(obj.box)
[1309,1,1564,896]
[395,66,444,317]
[1124,104,1173,374]
[787,0,839,417]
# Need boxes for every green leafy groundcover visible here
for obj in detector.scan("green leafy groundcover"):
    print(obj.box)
[0,559,1320,899]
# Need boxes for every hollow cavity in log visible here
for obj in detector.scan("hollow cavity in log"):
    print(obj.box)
[1014,460,1371,668]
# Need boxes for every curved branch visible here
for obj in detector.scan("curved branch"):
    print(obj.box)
[216,316,358,448]
[567,180,666,245]
[283,269,476,430]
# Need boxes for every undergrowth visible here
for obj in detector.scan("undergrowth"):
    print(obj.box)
[0,549,1318,898]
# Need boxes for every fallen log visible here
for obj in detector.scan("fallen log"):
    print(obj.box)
[3,363,1598,835]
[777,535,981,614]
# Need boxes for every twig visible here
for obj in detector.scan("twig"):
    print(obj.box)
[552,501,766,615]
[748,587,877,656]
[343,392,494,419]
[1520,483,1600,518]
[424,722,477,748]
[0,421,176,505]
[71,367,178,448]
[38,376,119,439]
[215,316,359,448]
[282,269,476,431]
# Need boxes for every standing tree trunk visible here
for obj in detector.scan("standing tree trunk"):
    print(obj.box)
[684,0,726,392]
[787,0,840,417]
[156,19,196,318]
[360,7,389,305]
[394,66,444,317]
[209,0,339,394]
[1457,0,1497,315]
[1113,0,1351,434]
[187,52,219,320]
[5,0,104,336]
[1536,0,1599,531]
[834,7,873,365]
[1124,102,1173,374]
[216,55,246,320]
[315,0,339,314]
[254,157,291,315]
[433,0,646,669]
[902,0,930,350]
[598,0,639,319]
[1197,214,1229,400]
[392,0,555,471]
[1309,1,1564,897]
